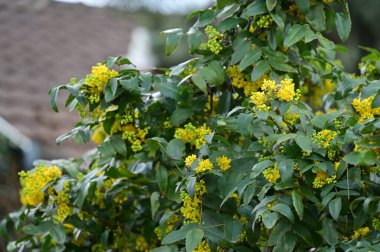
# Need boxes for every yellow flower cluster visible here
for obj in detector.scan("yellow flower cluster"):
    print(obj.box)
[227,65,267,97]
[312,169,336,189]
[122,124,149,152]
[352,94,380,123]
[314,129,337,148]
[277,79,296,102]
[284,111,300,126]
[174,123,212,149]
[55,183,73,222]
[256,15,273,29]
[251,78,298,110]
[194,240,211,252]
[202,25,223,55]
[373,218,380,231]
[216,155,231,171]
[262,165,280,183]
[180,180,206,223]
[351,227,370,239]
[185,154,197,168]
[91,125,108,144]
[249,15,274,33]
[19,165,62,206]
[195,159,213,173]
[135,235,149,252]
[85,63,118,102]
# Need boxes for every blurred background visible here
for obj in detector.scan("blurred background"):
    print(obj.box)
[0,0,379,240]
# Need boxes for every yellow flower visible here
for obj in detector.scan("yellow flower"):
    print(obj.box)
[277,79,296,102]
[314,129,337,148]
[19,165,62,206]
[284,111,300,125]
[194,240,211,252]
[256,14,273,29]
[262,166,280,183]
[180,180,206,223]
[352,94,380,123]
[85,63,118,97]
[351,227,370,239]
[135,235,149,252]
[91,125,107,144]
[185,154,197,168]
[174,123,212,149]
[202,25,223,55]
[251,91,266,106]
[55,183,73,222]
[312,169,336,189]
[227,65,266,97]
[216,155,231,171]
[195,159,214,173]
[262,79,276,92]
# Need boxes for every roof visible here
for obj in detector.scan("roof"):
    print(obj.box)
[0,0,135,158]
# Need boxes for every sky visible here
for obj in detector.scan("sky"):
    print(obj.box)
[54,0,214,14]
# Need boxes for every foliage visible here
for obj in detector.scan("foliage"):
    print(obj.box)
[3,0,380,251]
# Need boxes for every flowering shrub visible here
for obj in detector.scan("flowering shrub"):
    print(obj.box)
[3,0,380,251]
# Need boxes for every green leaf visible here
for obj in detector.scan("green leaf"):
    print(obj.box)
[243,0,267,18]
[120,77,139,92]
[335,3,351,41]
[110,78,118,95]
[219,17,240,32]
[162,28,184,56]
[166,139,186,160]
[278,159,294,182]
[343,151,377,166]
[262,212,279,229]
[192,73,207,93]
[271,203,294,223]
[51,224,66,244]
[322,219,338,246]
[187,27,203,53]
[224,220,243,242]
[311,114,329,128]
[238,49,262,72]
[171,108,194,125]
[329,197,342,221]
[251,60,270,82]
[231,39,251,65]
[273,231,297,252]
[201,61,225,85]
[109,135,127,155]
[186,228,204,252]
[295,135,313,153]
[49,85,66,112]
[217,0,236,9]
[162,223,198,244]
[220,186,238,208]
[157,78,181,99]
[283,24,306,48]
[156,166,168,193]
[306,5,325,32]
[266,0,276,12]
[295,0,310,13]
[267,58,295,72]
[151,192,160,219]
[270,12,284,30]
[292,191,304,220]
